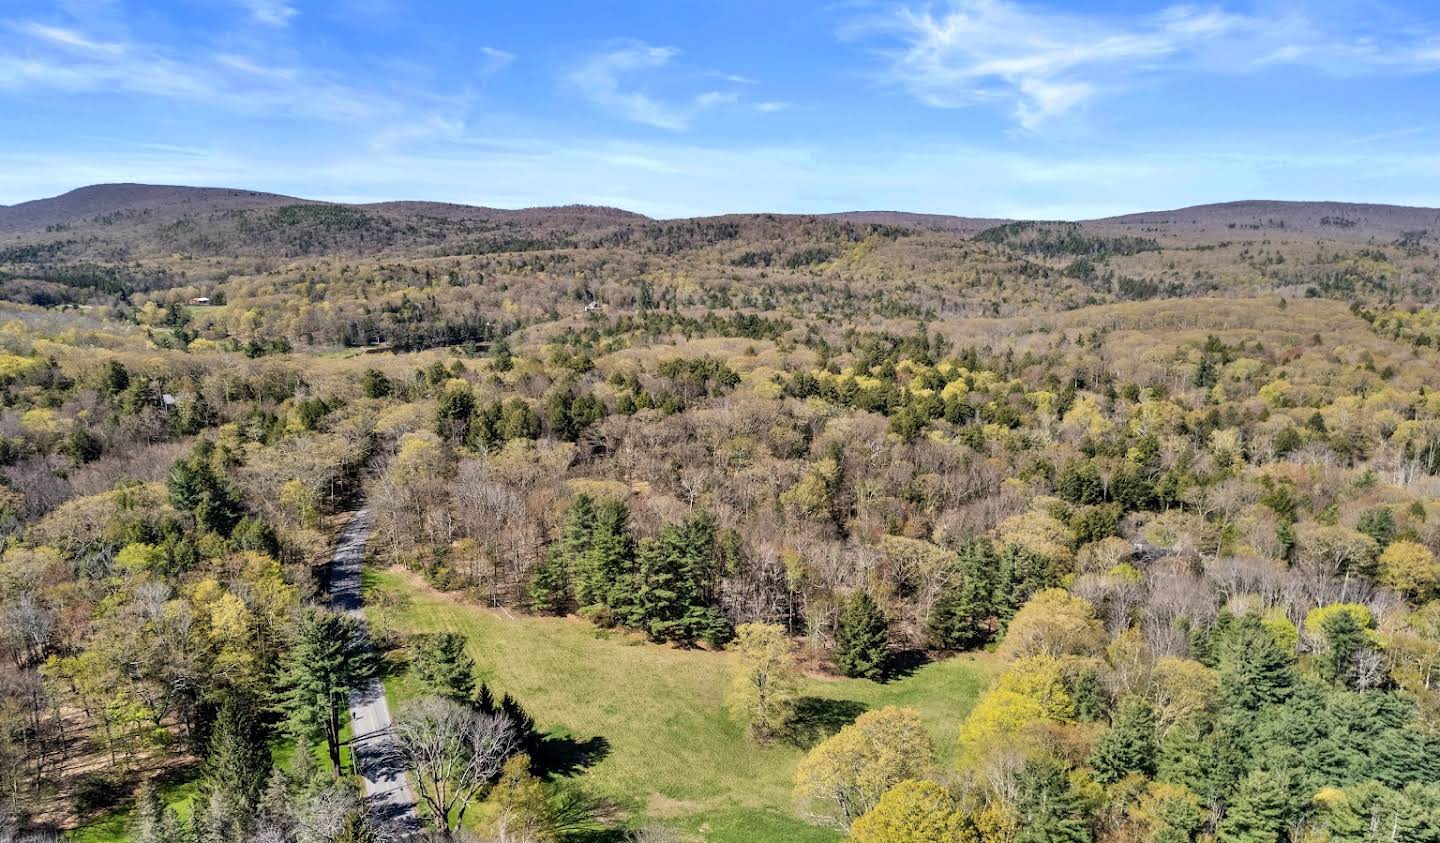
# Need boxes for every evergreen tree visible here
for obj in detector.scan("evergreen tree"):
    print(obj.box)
[528,554,570,615]
[544,383,606,441]
[1072,669,1107,721]
[1323,781,1440,843]
[201,695,271,812]
[629,511,730,645]
[289,733,321,789]
[1216,769,1294,843]
[1355,507,1396,547]
[1057,459,1105,505]
[834,590,890,679]
[928,536,997,650]
[99,360,131,395]
[470,400,504,451]
[571,499,632,610]
[256,767,293,824]
[498,398,542,440]
[1318,609,1369,689]
[130,783,184,843]
[1158,719,1249,814]
[411,632,477,702]
[473,682,498,716]
[359,367,391,399]
[191,786,247,843]
[498,692,542,760]
[231,515,280,558]
[1089,695,1157,782]
[490,337,514,372]
[1014,757,1092,843]
[1218,614,1295,710]
[995,543,1057,624]
[274,609,375,776]
[532,492,593,610]
[167,442,243,534]
[434,382,474,442]
[1194,356,1218,388]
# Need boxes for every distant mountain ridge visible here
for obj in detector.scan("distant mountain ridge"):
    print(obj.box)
[3,184,1438,240]
[1093,199,1440,238]
[0,184,316,233]
[0,183,648,234]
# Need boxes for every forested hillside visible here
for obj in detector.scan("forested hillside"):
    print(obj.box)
[1,185,1439,842]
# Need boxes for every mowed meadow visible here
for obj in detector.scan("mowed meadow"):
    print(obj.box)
[363,567,993,841]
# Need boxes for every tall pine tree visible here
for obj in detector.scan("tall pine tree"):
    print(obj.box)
[928,536,997,650]
[571,499,632,611]
[1318,609,1369,689]
[274,608,375,776]
[1089,695,1157,783]
[834,590,890,679]
[1216,769,1294,843]
[629,511,730,645]
[201,694,271,810]
[530,494,596,613]
[1015,757,1092,843]
[1217,613,1295,710]
[411,632,477,702]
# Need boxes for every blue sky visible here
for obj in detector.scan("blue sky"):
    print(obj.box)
[2,0,1440,218]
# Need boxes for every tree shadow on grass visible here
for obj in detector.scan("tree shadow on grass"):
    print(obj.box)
[877,648,931,683]
[535,731,611,780]
[564,830,630,843]
[784,697,868,748]
[374,649,410,681]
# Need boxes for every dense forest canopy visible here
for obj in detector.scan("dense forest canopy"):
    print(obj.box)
[1,185,1439,842]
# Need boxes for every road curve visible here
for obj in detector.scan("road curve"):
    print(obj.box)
[327,508,422,832]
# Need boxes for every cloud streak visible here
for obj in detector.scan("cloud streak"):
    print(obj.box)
[0,17,415,121]
[240,0,298,27]
[567,42,738,130]
[849,0,1440,130]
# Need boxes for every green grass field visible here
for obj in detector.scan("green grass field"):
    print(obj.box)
[366,567,993,842]
[65,774,200,843]
[65,719,354,841]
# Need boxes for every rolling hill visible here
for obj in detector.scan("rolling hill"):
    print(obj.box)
[5,183,1437,239]
[1,183,1437,316]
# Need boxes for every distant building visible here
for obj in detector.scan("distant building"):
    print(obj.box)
[191,296,211,305]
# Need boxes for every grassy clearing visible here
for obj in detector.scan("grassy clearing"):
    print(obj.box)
[65,733,350,841]
[366,567,993,842]
[64,773,200,843]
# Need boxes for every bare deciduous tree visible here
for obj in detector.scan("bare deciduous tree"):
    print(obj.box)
[386,696,519,834]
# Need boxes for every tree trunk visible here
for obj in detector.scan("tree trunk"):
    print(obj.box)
[326,696,342,776]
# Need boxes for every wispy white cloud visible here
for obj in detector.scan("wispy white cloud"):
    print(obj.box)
[709,71,756,85]
[0,18,408,120]
[754,100,789,113]
[12,21,124,54]
[215,53,297,81]
[479,46,514,75]
[240,0,298,27]
[848,0,1440,130]
[847,1,1242,129]
[567,42,738,130]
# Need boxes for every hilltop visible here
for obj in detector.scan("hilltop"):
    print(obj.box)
[6,182,1439,238]
[0,182,1437,322]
